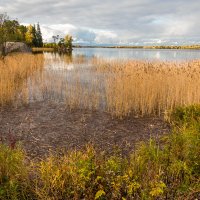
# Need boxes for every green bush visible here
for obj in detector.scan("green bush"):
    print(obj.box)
[0,145,30,200]
[170,104,200,128]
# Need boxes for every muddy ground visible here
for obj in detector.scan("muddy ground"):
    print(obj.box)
[0,102,170,159]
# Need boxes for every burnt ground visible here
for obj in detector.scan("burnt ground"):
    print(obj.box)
[0,102,170,159]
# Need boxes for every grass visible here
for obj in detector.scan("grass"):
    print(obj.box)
[102,60,200,118]
[0,53,44,106]
[0,145,29,199]
[32,47,54,52]
[0,105,199,199]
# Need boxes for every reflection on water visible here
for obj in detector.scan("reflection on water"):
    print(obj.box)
[73,47,200,61]
[28,52,106,109]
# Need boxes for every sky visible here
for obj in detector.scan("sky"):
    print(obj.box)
[0,0,200,45]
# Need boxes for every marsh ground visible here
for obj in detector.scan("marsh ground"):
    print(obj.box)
[0,101,169,159]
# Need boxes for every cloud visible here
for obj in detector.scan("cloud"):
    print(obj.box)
[1,0,200,45]
[39,24,118,44]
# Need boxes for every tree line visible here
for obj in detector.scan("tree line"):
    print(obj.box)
[0,13,73,56]
[25,24,43,47]
[0,13,43,52]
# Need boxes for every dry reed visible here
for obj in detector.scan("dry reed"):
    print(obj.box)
[30,54,200,118]
[5,52,200,118]
[45,57,200,118]
[0,53,44,106]
[102,60,200,117]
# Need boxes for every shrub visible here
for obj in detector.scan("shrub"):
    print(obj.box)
[0,145,30,200]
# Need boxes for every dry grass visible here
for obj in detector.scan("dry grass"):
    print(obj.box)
[103,60,200,117]
[28,54,200,118]
[5,52,200,118]
[32,47,54,52]
[0,53,44,106]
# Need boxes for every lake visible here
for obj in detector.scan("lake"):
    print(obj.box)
[73,47,200,61]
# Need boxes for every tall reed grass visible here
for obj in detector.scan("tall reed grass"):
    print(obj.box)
[96,59,200,117]
[4,52,200,118]
[28,55,200,118]
[0,53,44,106]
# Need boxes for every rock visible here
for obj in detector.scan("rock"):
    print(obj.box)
[5,42,31,54]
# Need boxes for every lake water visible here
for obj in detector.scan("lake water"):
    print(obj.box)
[73,47,200,61]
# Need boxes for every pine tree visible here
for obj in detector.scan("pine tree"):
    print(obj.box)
[36,23,43,47]
[32,25,37,47]
[25,23,43,47]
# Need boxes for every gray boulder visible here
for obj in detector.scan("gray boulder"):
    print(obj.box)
[5,42,31,54]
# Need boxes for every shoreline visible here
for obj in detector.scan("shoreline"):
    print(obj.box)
[32,45,200,52]
[73,45,200,50]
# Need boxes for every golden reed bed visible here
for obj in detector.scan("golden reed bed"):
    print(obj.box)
[94,59,200,117]
[1,53,200,118]
[0,53,44,106]
[36,56,200,118]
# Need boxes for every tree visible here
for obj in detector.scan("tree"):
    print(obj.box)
[52,35,59,44]
[0,14,26,43]
[64,35,73,51]
[57,35,73,53]
[32,25,37,47]
[17,25,27,41]
[0,13,44,55]
[36,23,43,47]
[0,13,30,56]
[3,19,20,41]
[25,25,34,46]
[0,13,9,56]
[25,24,41,47]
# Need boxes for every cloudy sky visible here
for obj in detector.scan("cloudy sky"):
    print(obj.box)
[1,0,200,45]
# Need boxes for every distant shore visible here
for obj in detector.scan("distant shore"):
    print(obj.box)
[73,44,200,50]
[31,44,200,53]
